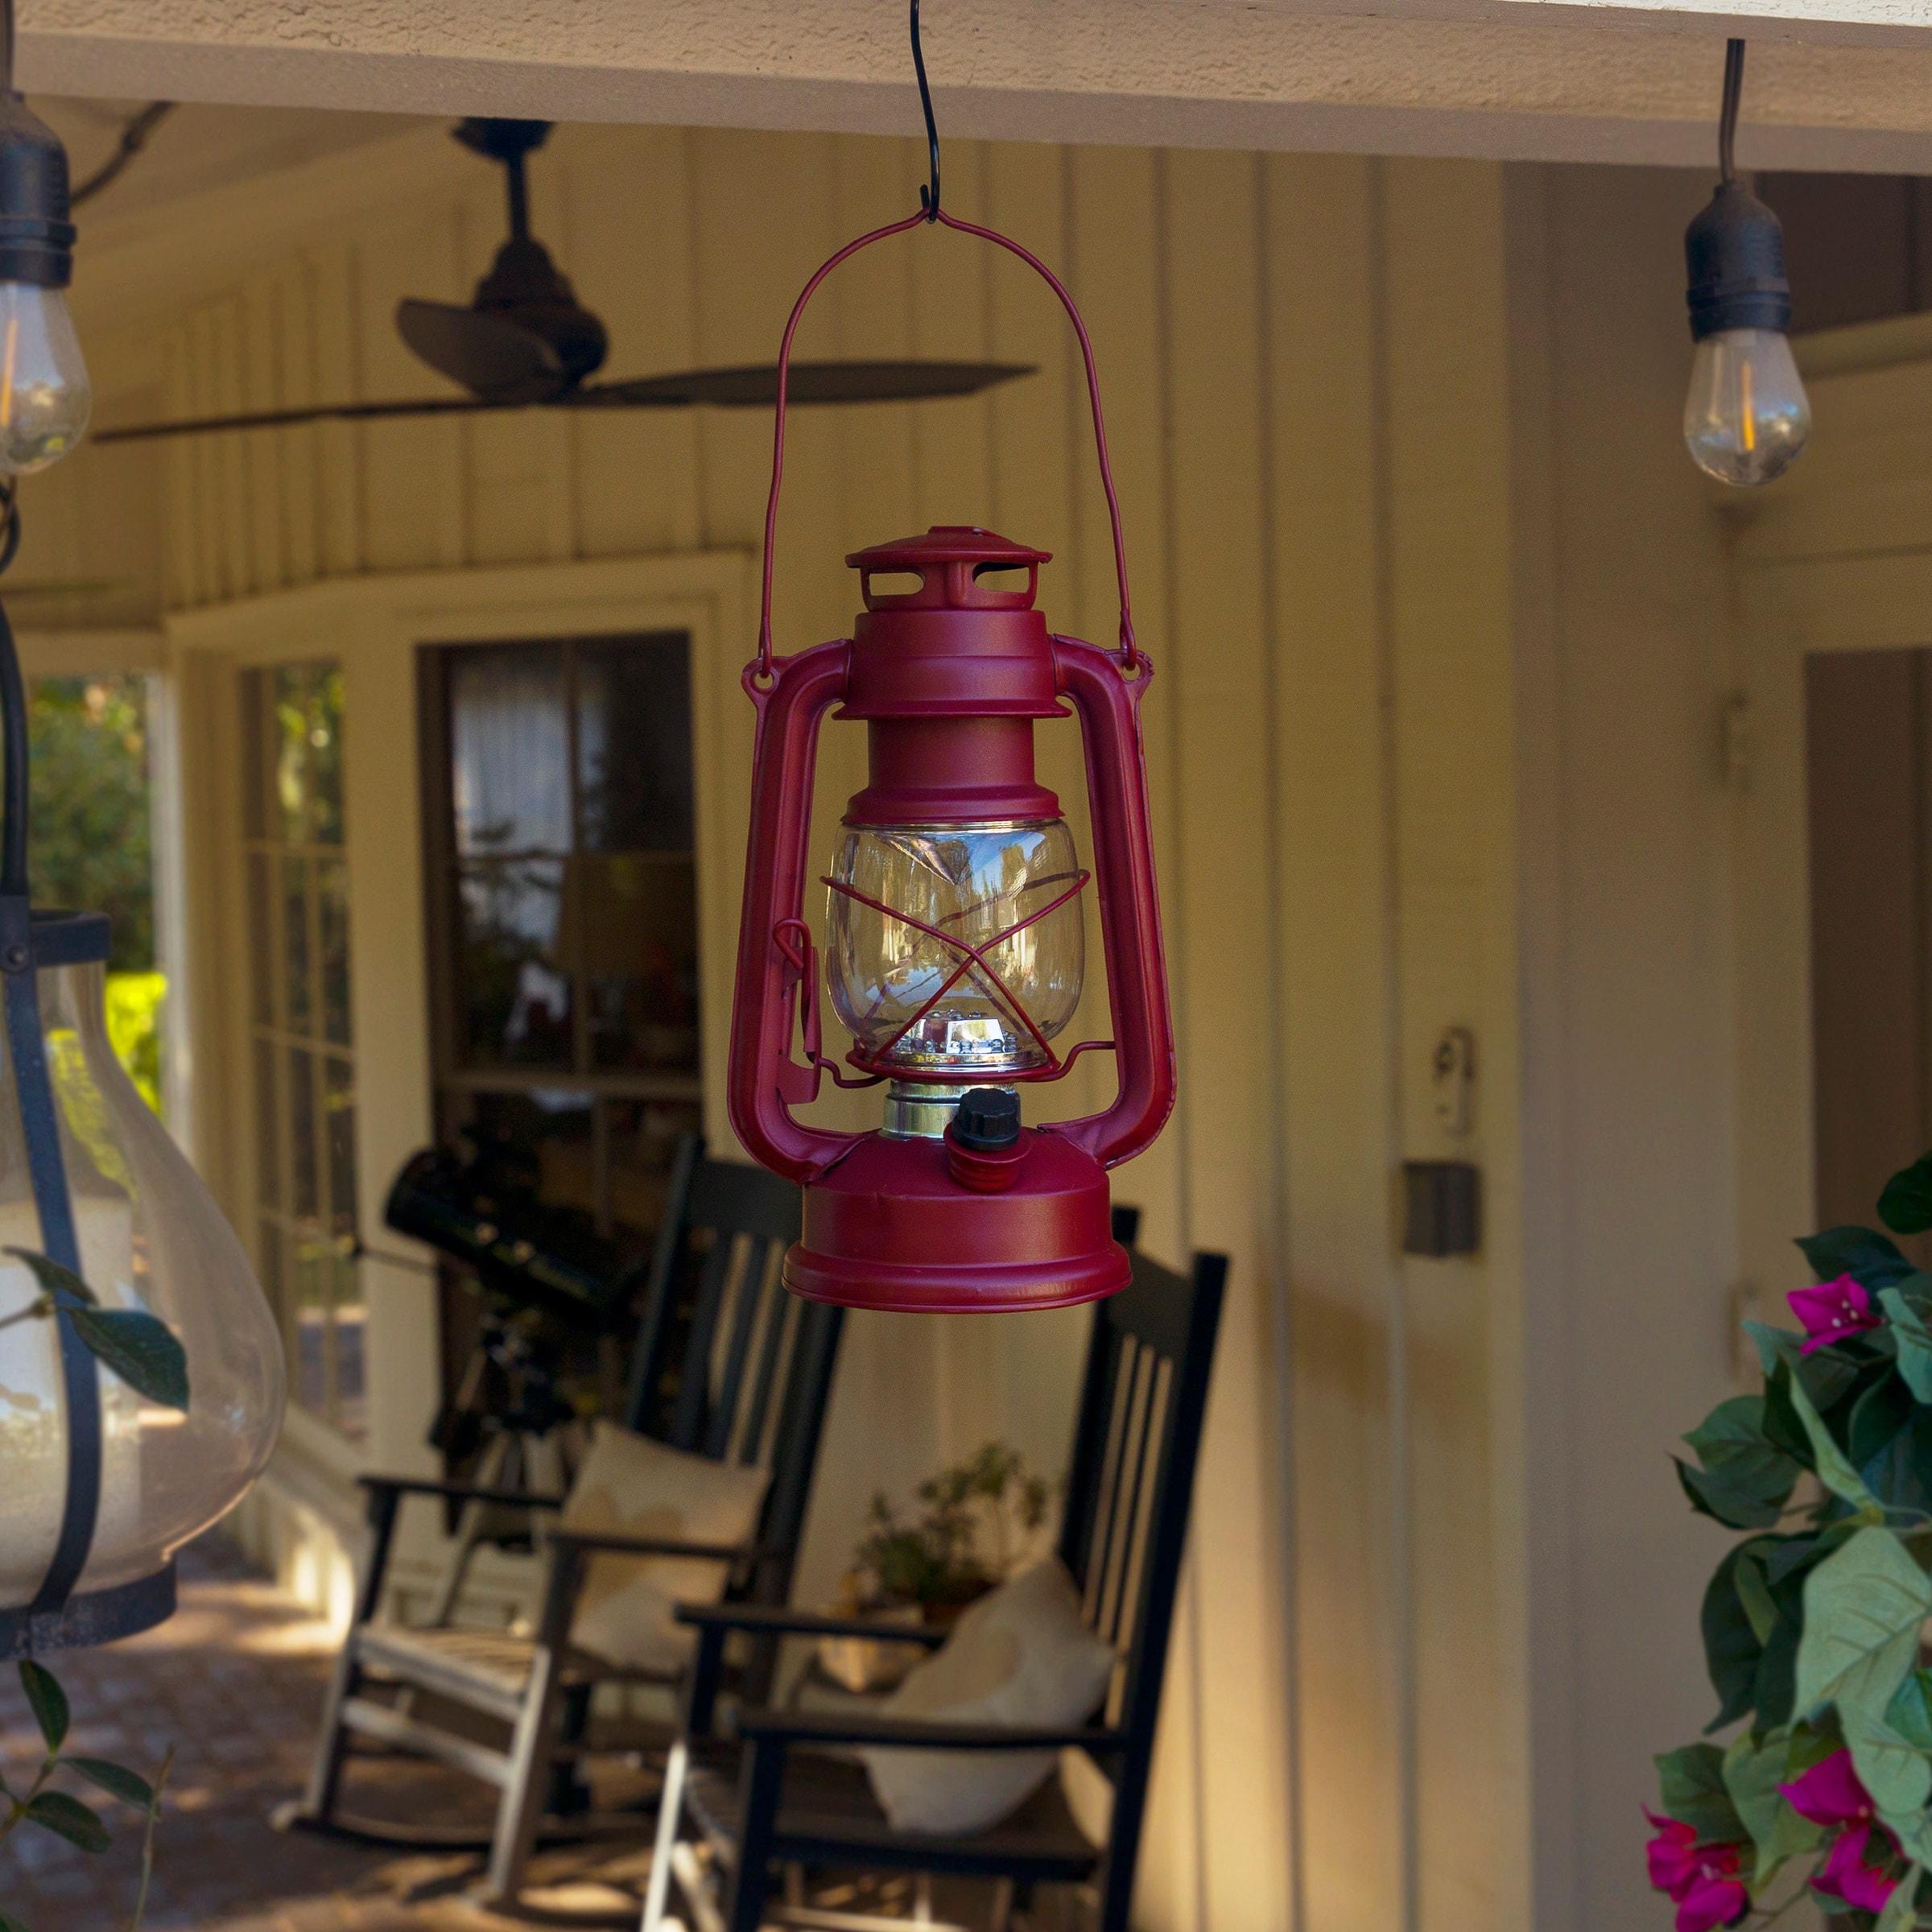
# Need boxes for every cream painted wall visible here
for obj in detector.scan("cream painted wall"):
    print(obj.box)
[18,120,1742,1932]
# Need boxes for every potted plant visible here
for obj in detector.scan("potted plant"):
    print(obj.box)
[819,1442,1051,1692]
[1647,1146,1932,1931]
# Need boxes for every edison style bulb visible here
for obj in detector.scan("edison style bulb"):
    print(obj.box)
[828,819,1084,1077]
[0,280,89,476]
[0,924,285,1610]
[1682,326,1810,486]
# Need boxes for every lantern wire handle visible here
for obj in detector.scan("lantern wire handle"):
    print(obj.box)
[1718,38,1744,185]
[755,211,1142,681]
[911,0,940,222]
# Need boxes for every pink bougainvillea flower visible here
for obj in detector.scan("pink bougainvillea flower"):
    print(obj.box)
[1643,1811,1749,1932]
[1817,1824,1899,1916]
[1781,1751,1902,1917]
[1674,1858,1749,1932]
[1645,1811,1701,1895]
[1788,1274,1881,1353]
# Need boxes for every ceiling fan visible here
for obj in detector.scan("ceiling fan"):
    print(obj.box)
[94,118,1033,446]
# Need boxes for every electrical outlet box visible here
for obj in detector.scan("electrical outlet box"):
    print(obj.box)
[1402,1160,1480,1258]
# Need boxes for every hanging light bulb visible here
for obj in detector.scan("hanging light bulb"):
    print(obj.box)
[1683,40,1809,486]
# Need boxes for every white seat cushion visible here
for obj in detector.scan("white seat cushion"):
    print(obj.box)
[562,1422,770,1674]
[861,1559,1117,1835]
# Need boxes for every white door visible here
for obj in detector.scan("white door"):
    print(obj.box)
[1732,334,1932,1307]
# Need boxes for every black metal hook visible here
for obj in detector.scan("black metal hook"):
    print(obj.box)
[1718,37,1744,184]
[910,0,940,221]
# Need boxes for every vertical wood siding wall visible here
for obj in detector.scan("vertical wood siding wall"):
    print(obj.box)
[49,127,1537,1932]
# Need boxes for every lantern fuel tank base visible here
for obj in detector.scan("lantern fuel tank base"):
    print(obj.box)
[784,1130,1129,1314]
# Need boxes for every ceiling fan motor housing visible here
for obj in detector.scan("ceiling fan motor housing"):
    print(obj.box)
[473,237,609,392]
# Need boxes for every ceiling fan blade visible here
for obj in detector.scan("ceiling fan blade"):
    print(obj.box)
[568,359,1035,409]
[396,298,565,403]
[93,394,529,444]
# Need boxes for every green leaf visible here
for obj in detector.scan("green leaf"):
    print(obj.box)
[1685,1397,1803,1515]
[64,1756,154,1810]
[1781,1365,1880,1514]
[1677,1457,1787,1530]
[0,1911,30,1932]
[129,1742,172,1932]
[1736,1552,1778,1645]
[1757,1611,1802,1728]
[1703,1544,1771,1730]
[23,1790,109,1852]
[1842,1702,1932,1814]
[1881,1154,1932,1234]
[1796,1527,1932,1742]
[66,1307,187,1412]
[1891,1670,1932,1752]
[19,1659,68,1752]
[2,1246,96,1305]
[1852,1373,1917,1468]
[1886,1806,1932,1869]
[1885,1283,1932,1403]
[1655,1742,1745,1844]
[1724,1728,1824,1887]
[1798,1227,1917,1290]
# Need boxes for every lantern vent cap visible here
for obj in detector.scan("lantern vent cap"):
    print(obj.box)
[846,526,1050,571]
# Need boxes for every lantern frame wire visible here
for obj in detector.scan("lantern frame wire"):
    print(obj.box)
[0,485,175,1657]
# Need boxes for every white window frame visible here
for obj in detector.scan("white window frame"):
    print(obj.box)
[165,551,752,1529]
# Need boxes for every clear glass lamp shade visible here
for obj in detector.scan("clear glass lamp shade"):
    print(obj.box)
[0,958,286,1608]
[0,283,91,477]
[827,818,1085,1074]
[1682,327,1810,487]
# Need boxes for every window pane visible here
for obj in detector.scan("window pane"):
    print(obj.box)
[287,1046,318,1221]
[583,855,700,1072]
[291,1225,329,1414]
[466,1088,598,1226]
[456,859,571,1067]
[325,1054,357,1238]
[254,1037,282,1211]
[268,663,345,848]
[282,856,312,1037]
[248,852,275,1026]
[319,860,352,1046]
[332,1254,367,1440]
[577,636,694,852]
[449,644,569,855]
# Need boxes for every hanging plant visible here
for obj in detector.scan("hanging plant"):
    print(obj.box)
[1649,1147,1932,1930]
[0,1659,172,1932]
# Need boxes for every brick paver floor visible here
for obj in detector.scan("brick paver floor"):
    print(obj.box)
[0,1536,655,1930]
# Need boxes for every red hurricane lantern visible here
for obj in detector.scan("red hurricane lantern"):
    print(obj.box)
[728,208,1174,1313]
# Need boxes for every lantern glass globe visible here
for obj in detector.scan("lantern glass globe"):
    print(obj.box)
[1682,325,1810,487]
[0,949,286,1609]
[827,817,1085,1075]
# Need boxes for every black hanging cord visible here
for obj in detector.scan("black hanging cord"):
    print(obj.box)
[1719,38,1744,185]
[72,102,175,209]
[0,483,26,898]
[1,0,14,97]
[910,0,940,221]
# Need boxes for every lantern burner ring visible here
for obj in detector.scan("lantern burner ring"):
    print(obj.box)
[819,866,1112,1083]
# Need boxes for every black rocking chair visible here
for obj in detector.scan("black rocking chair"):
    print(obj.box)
[645,1239,1225,1932]
[279,1143,844,1907]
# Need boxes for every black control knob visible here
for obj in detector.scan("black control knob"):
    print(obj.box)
[952,1088,1021,1152]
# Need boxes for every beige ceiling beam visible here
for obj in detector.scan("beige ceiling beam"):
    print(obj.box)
[23,0,1932,170]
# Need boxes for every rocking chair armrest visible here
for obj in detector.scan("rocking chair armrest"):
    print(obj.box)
[672,1602,947,1647]
[736,1707,1129,1752]
[357,1473,568,1512]
[545,1525,779,1563]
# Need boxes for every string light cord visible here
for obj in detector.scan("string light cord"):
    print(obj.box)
[1719,38,1744,185]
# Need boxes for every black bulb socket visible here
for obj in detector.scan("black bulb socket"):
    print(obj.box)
[952,1088,1021,1153]
[1685,179,1790,343]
